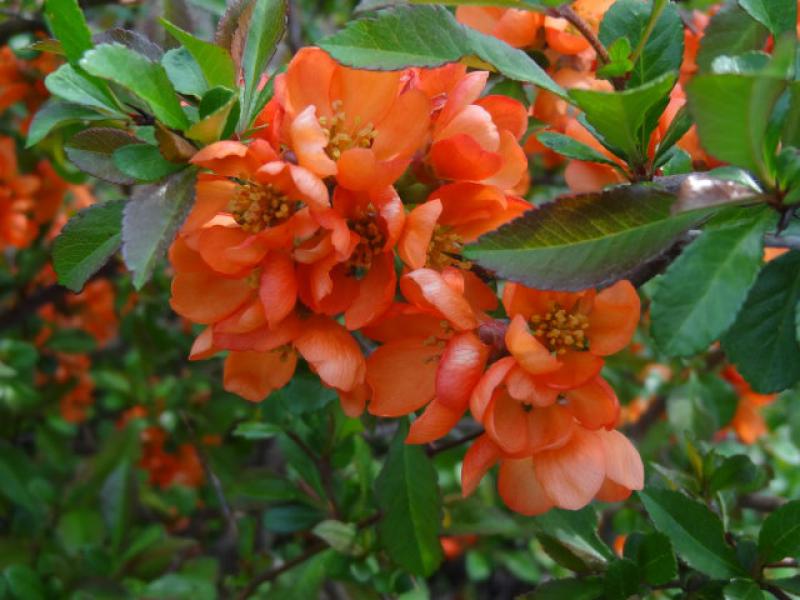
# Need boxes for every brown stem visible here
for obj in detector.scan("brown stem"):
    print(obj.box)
[764,584,793,600]
[426,430,482,456]
[622,395,667,440]
[739,494,787,513]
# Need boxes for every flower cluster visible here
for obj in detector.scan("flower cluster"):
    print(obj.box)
[171,47,644,515]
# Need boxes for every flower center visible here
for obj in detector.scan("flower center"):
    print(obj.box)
[426,225,470,270]
[228,182,297,234]
[345,207,386,276]
[530,304,589,354]
[319,100,378,161]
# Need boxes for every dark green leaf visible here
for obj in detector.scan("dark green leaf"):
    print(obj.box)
[738,0,797,35]
[712,52,770,75]
[667,375,738,440]
[263,504,325,533]
[162,47,208,97]
[655,105,692,164]
[758,499,800,563]
[160,20,236,89]
[44,0,93,64]
[651,205,775,357]
[3,565,45,600]
[112,144,184,182]
[536,131,625,169]
[697,4,770,72]
[27,100,110,147]
[569,72,676,162]
[312,520,362,555]
[722,250,800,393]
[599,0,684,87]
[240,0,287,127]
[44,63,121,112]
[709,454,764,494]
[101,460,134,551]
[376,421,443,576]
[46,328,97,353]
[65,127,142,184]
[723,579,765,600]
[639,488,744,579]
[53,200,123,292]
[628,532,677,586]
[603,558,640,600]
[121,168,196,288]
[57,509,106,556]
[520,577,603,600]
[534,506,615,564]
[464,185,706,291]
[80,44,189,130]
[231,422,282,440]
[319,5,564,98]
[95,28,163,61]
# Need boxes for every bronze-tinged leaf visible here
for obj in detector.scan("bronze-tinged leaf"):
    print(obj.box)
[155,123,197,163]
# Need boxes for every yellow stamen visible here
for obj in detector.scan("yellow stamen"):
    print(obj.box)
[531,303,590,353]
[320,100,378,160]
[426,225,471,270]
[228,182,297,233]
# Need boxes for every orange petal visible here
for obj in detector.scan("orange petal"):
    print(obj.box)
[430,135,502,181]
[189,327,217,360]
[399,199,442,270]
[534,427,605,510]
[587,280,640,356]
[470,356,515,422]
[437,71,490,134]
[284,47,335,116]
[331,66,402,130]
[498,458,555,516]
[294,316,365,392]
[400,269,478,331]
[259,252,297,328]
[482,130,527,191]
[436,331,490,410]
[345,252,396,330]
[223,349,297,402]
[598,429,644,492]
[542,350,604,390]
[485,390,528,455]
[170,271,252,324]
[366,338,439,416]
[291,105,337,177]
[565,376,620,430]
[505,366,558,407]
[436,104,499,152]
[339,382,369,417]
[373,89,431,160]
[182,178,235,233]
[406,397,465,444]
[505,315,561,375]
[461,433,501,497]
[525,404,575,453]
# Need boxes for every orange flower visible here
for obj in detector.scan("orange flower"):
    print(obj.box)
[270,47,431,191]
[425,70,528,191]
[722,366,777,445]
[455,7,543,48]
[501,280,640,389]
[0,136,41,248]
[296,185,405,330]
[461,428,643,515]
[140,427,204,489]
[364,268,488,443]
[543,0,615,56]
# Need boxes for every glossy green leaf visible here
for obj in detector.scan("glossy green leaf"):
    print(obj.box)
[376,422,443,576]
[534,506,614,564]
[112,144,185,182]
[758,499,800,563]
[52,200,123,292]
[57,509,106,556]
[603,559,639,600]
[43,0,93,64]
[738,0,797,35]
[121,168,196,289]
[319,5,564,98]
[536,131,625,169]
[724,579,765,600]
[627,532,677,586]
[101,460,134,552]
[80,43,189,130]
[160,19,236,89]
[697,4,769,72]
[44,63,121,112]
[599,0,684,88]
[640,488,744,579]
[26,100,110,147]
[3,566,45,600]
[521,578,603,600]
[651,206,774,357]
[162,47,208,97]
[709,454,764,494]
[465,185,706,291]
[569,72,675,162]
[722,250,800,393]
[240,0,287,127]
[65,127,143,185]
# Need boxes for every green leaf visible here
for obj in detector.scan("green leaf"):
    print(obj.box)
[44,63,121,112]
[319,5,564,98]
[521,578,603,600]
[709,454,764,494]
[639,488,744,579]
[312,520,362,555]
[160,20,236,89]
[627,532,677,586]
[263,504,325,533]
[603,559,639,600]
[46,328,97,353]
[65,127,143,185]
[112,144,185,182]
[536,131,625,169]
[569,72,676,162]
[57,509,106,556]
[240,0,288,127]
[533,506,615,564]
[3,565,45,600]
[697,4,770,72]
[121,168,196,288]
[80,44,190,130]
[375,421,443,576]
[464,185,707,291]
[667,374,738,440]
[651,205,774,357]
[27,100,110,147]
[723,579,765,600]
[186,87,239,144]
[654,105,692,164]
[162,47,208,97]
[738,0,797,35]
[758,499,800,563]
[231,422,282,440]
[596,37,633,79]
[44,0,93,64]
[53,200,123,292]
[722,250,800,393]
[687,72,788,185]
[101,460,134,552]
[599,0,684,88]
